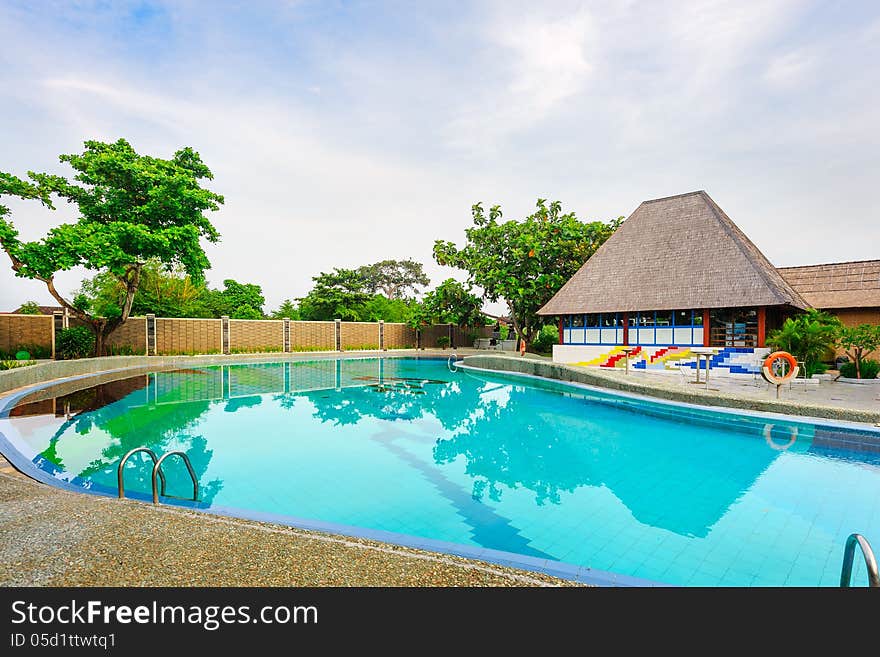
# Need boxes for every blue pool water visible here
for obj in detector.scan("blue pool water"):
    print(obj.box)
[3,357,880,586]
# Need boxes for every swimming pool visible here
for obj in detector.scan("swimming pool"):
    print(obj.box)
[2,356,879,586]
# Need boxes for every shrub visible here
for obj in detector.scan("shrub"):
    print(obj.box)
[532,325,559,354]
[55,326,95,359]
[0,343,52,360]
[436,335,451,348]
[767,310,840,377]
[108,344,146,356]
[840,359,879,380]
[0,360,36,370]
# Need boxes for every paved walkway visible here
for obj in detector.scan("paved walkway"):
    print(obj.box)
[588,368,880,417]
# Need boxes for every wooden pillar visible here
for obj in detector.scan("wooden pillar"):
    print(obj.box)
[703,309,710,347]
[558,318,564,345]
[622,312,629,346]
[757,307,766,348]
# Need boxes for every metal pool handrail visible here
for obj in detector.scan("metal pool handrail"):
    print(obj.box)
[151,451,199,505]
[117,447,166,500]
[840,533,880,587]
[448,353,460,372]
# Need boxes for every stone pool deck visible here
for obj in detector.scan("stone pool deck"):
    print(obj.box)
[0,457,576,587]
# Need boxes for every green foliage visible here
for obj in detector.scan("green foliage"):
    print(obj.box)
[413,279,485,328]
[270,299,300,320]
[342,344,380,351]
[766,310,841,377]
[434,199,621,345]
[230,346,283,354]
[55,326,95,359]
[362,295,417,323]
[835,323,880,379]
[0,138,223,355]
[108,344,145,356]
[16,301,42,314]
[297,268,373,321]
[0,359,36,370]
[532,324,559,354]
[209,279,266,318]
[436,335,451,348]
[840,359,879,380]
[357,259,429,299]
[0,343,51,360]
[77,260,214,319]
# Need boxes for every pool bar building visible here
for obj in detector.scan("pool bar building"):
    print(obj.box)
[538,191,811,374]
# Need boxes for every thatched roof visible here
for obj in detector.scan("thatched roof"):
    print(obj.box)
[538,191,809,315]
[778,260,880,309]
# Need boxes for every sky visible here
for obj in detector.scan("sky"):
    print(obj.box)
[1,0,878,316]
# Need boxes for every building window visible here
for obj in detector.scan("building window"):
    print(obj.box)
[571,314,584,328]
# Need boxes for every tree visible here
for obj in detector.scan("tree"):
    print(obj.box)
[16,301,42,315]
[208,279,266,318]
[417,279,486,327]
[357,259,430,299]
[766,310,841,377]
[0,139,223,355]
[77,260,213,319]
[297,268,372,321]
[836,324,880,379]
[433,199,621,346]
[270,299,300,319]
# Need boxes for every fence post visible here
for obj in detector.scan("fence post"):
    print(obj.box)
[448,323,454,349]
[146,314,156,356]
[283,318,291,353]
[50,314,56,360]
[335,319,342,352]
[379,320,385,351]
[221,316,230,355]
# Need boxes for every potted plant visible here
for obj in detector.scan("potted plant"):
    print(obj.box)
[436,335,451,349]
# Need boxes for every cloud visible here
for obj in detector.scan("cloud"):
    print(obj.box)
[1,0,879,316]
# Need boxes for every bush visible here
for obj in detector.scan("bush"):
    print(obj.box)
[839,359,879,380]
[532,324,559,354]
[55,326,95,359]
[0,360,36,370]
[436,335,451,348]
[0,343,52,360]
[767,310,840,378]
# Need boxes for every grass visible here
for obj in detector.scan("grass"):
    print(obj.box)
[230,346,283,354]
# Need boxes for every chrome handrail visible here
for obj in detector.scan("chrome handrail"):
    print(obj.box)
[151,451,199,505]
[840,533,880,587]
[117,447,166,500]
[447,353,459,372]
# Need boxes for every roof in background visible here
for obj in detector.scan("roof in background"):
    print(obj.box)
[538,191,810,315]
[778,260,880,309]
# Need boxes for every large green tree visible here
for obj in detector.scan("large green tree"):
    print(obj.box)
[433,200,621,345]
[357,259,429,299]
[0,139,223,355]
[207,279,266,319]
[77,259,214,319]
[413,278,486,328]
[297,268,373,321]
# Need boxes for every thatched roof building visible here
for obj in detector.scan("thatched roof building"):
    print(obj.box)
[778,260,880,310]
[539,191,808,316]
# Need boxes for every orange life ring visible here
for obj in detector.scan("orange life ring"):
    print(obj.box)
[520,338,526,356]
[761,351,798,384]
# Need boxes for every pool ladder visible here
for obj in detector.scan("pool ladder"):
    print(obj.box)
[840,533,879,587]
[117,447,199,506]
[447,353,460,372]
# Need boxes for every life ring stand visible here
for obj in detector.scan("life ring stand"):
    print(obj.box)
[761,351,799,385]
[763,423,798,451]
